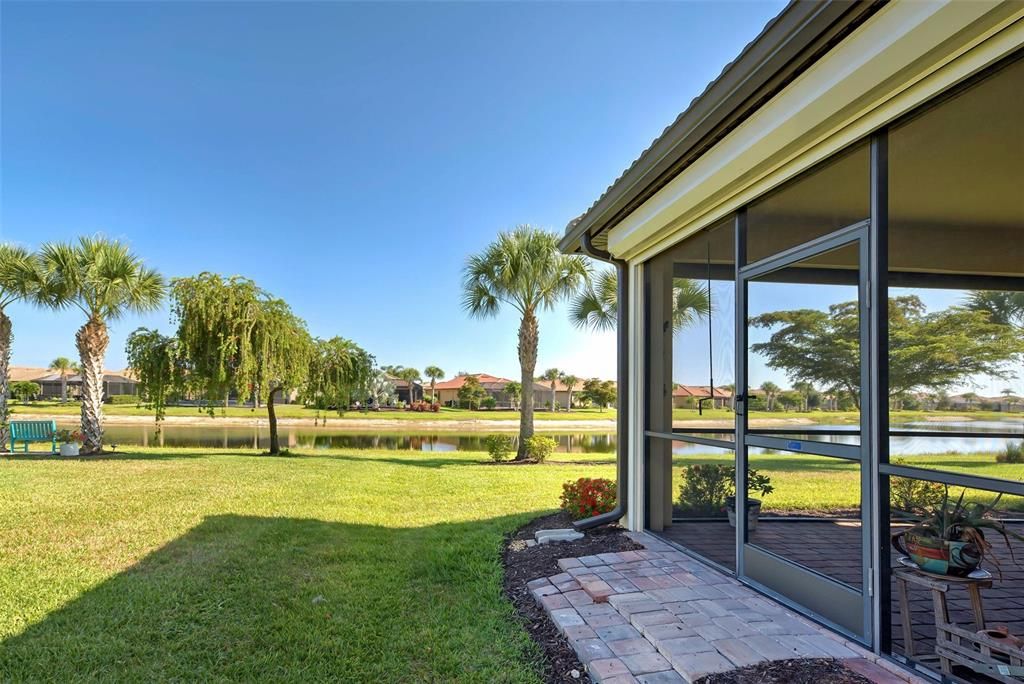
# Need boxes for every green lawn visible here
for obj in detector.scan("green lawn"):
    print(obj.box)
[11,401,617,422]
[669,451,1024,513]
[17,401,1021,426]
[0,447,614,682]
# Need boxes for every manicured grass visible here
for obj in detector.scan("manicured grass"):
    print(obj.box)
[672,407,1023,423]
[18,401,1021,426]
[11,401,617,422]
[0,447,615,681]
[670,451,1024,512]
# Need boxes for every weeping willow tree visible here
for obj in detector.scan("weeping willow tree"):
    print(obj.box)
[125,328,181,435]
[306,337,375,416]
[170,273,312,455]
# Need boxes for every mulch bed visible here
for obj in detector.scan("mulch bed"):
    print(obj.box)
[696,658,873,684]
[501,511,643,684]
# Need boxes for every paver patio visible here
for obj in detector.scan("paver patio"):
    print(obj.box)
[530,531,927,684]
[659,518,1024,666]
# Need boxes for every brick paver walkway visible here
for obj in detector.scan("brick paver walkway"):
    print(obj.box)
[658,519,1024,666]
[531,531,926,684]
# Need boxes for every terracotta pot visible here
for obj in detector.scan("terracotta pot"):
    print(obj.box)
[892,530,982,576]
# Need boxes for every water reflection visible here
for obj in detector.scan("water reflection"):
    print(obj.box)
[66,419,1019,454]
[676,421,1021,456]
[72,422,617,453]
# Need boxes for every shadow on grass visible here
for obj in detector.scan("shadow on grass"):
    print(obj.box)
[1,512,547,682]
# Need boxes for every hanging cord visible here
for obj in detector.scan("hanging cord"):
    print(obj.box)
[699,241,714,416]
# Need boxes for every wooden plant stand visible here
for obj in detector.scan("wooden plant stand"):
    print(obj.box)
[895,567,1023,683]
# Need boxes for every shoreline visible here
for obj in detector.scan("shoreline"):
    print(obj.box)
[18,412,892,432]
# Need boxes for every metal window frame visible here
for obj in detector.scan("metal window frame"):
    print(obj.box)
[737,220,873,643]
[640,50,1024,660]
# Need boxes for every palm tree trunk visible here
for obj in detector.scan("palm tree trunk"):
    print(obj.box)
[567,389,572,413]
[0,310,10,451]
[517,310,538,460]
[551,384,556,412]
[267,386,281,454]
[61,374,68,403]
[76,317,109,454]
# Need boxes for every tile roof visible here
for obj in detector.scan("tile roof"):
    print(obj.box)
[11,366,136,383]
[432,373,514,391]
[672,385,732,399]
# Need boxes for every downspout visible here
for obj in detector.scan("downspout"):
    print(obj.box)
[574,231,629,530]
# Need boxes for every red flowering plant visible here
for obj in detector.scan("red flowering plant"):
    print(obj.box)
[560,478,617,521]
[56,429,86,445]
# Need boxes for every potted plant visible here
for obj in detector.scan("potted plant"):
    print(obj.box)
[57,429,85,457]
[725,469,774,530]
[892,488,1024,577]
[676,464,773,530]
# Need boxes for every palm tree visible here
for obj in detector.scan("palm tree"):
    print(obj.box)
[967,291,1024,329]
[462,226,589,459]
[760,381,781,412]
[0,244,41,448]
[561,373,578,412]
[35,237,164,453]
[961,391,979,411]
[397,367,421,404]
[792,380,815,412]
[720,383,736,411]
[504,380,521,410]
[542,368,561,411]
[572,267,710,333]
[49,356,80,403]
[1001,388,1021,412]
[424,365,444,403]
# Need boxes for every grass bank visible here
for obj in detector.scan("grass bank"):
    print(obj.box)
[0,447,615,681]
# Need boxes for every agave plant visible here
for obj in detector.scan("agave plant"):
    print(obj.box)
[898,487,1024,576]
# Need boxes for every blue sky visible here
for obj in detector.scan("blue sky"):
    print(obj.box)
[2,1,1016,397]
[1,0,787,381]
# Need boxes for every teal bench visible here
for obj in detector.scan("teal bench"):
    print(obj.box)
[10,420,57,454]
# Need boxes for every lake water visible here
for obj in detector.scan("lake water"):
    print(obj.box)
[63,419,1022,454]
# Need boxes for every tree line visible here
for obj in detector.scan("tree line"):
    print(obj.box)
[0,238,390,456]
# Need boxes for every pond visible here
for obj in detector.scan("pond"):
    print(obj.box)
[71,423,618,453]
[61,419,1022,455]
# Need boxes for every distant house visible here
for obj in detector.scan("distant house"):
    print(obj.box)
[11,366,139,401]
[432,373,546,409]
[541,377,617,409]
[671,385,732,410]
[384,375,423,405]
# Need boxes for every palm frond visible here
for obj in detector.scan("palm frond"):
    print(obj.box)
[35,236,165,321]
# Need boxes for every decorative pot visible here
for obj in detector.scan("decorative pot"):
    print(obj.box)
[60,443,80,457]
[892,531,982,576]
[726,497,762,530]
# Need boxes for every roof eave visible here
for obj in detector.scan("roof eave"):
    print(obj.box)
[560,0,879,254]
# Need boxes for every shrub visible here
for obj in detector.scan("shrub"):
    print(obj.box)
[108,394,138,405]
[997,441,1024,464]
[483,434,514,462]
[677,464,773,516]
[430,403,440,412]
[561,478,617,520]
[481,396,497,410]
[890,475,945,514]
[677,464,732,516]
[525,435,557,462]
[56,429,86,444]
